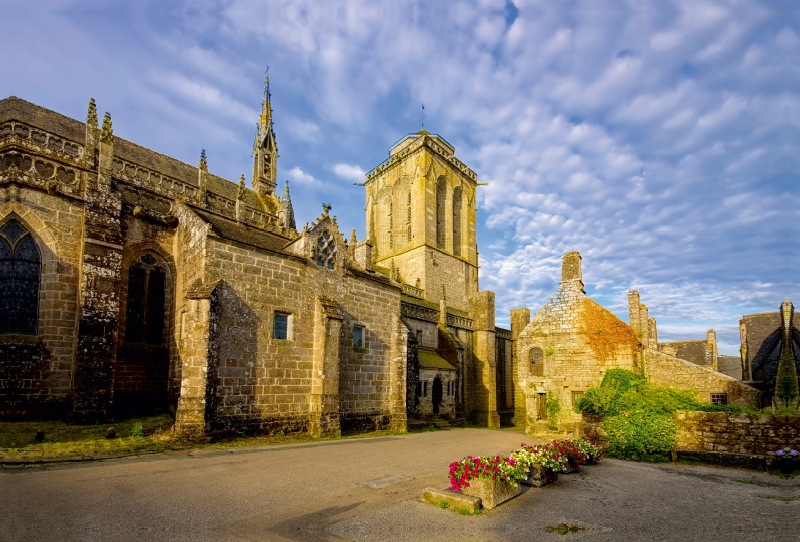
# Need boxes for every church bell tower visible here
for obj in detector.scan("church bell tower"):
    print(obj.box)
[363,130,480,313]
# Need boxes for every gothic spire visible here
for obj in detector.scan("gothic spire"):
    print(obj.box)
[280,180,296,230]
[252,74,278,197]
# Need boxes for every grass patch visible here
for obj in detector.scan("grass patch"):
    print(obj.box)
[0,414,177,463]
[0,419,410,464]
[770,496,800,502]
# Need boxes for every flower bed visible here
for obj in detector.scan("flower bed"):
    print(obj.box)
[448,455,527,509]
[443,439,605,510]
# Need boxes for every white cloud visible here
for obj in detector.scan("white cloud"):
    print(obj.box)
[333,163,366,182]
[8,0,797,344]
[286,166,322,186]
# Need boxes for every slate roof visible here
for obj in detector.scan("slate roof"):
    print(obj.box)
[418,348,457,371]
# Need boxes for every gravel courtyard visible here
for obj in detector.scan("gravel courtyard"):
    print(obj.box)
[1,428,797,541]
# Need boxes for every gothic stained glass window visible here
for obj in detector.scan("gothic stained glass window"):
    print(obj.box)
[314,230,336,270]
[0,219,41,335]
[124,254,166,345]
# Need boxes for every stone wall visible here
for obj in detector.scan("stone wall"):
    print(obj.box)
[674,411,800,456]
[195,233,403,435]
[645,348,759,407]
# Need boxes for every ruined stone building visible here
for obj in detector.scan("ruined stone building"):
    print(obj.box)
[513,252,761,432]
[0,83,515,434]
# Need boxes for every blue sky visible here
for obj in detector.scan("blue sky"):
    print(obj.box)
[3,0,798,353]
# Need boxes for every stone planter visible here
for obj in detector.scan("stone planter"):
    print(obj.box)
[522,464,558,487]
[775,459,797,475]
[560,459,580,474]
[462,478,522,509]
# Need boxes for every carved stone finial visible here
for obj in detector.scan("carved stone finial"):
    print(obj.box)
[238,174,246,199]
[100,112,113,143]
[322,203,331,217]
[199,149,208,171]
[87,98,98,127]
[350,229,357,246]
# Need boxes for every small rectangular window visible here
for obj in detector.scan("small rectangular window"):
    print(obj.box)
[711,393,727,405]
[423,381,428,397]
[353,325,364,348]
[274,312,290,340]
[572,391,584,406]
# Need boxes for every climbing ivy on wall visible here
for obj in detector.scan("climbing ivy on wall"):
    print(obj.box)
[545,391,561,431]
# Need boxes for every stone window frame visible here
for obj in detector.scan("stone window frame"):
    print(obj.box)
[710,393,727,405]
[452,186,462,256]
[529,347,544,377]
[406,191,412,244]
[0,217,42,335]
[273,311,292,341]
[118,248,174,349]
[571,390,585,406]
[312,229,336,270]
[352,324,365,349]
[123,253,169,345]
[435,177,447,248]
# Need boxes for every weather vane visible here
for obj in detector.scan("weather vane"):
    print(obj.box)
[421,104,426,130]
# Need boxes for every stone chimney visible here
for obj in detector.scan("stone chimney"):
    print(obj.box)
[560,251,585,293]
[705,329,718,370]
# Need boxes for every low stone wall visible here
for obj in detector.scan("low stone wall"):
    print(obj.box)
[645,349,759,407]
[674,411,800,456]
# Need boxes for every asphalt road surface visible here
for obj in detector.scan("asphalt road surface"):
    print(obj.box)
[1,428,797,541]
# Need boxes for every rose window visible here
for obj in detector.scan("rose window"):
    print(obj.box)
[314,230,336,270]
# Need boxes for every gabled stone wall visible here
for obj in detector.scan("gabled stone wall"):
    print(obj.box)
[645,349,759,407]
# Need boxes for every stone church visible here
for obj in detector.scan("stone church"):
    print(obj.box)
[2,78,781,438]
[0,80,515,435]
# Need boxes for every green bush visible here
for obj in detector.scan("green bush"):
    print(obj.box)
[574,369,748,461]
[575,385,618,417]
[603,408,676,460]
[600,368,646,394]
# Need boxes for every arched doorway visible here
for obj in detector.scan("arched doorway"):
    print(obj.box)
[432,375,443,415]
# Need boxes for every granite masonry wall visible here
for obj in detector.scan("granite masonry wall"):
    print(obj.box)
[673,411,800,456]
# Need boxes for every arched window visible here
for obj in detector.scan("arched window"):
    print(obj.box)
[124,253,166,345]
[406,191,412,243]
[452,187,462,256]
[529,347,544,377]
[0,219,41,334]
[436,177,446,248]
[313,230,336,270]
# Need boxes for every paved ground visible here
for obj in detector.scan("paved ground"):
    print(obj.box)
[1,427,798,541]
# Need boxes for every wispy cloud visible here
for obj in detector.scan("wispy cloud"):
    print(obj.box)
[4,0,798,354]
[332,163,365,183]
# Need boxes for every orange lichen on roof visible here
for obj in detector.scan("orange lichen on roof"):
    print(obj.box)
[579,297,639,363]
